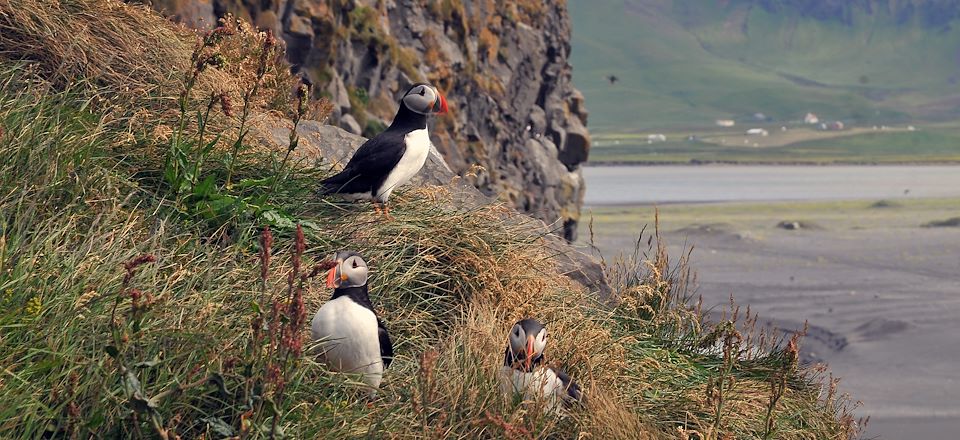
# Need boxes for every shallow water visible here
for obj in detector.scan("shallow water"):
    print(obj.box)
[583,165,960,205]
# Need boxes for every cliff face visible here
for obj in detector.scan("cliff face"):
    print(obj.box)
[148,0,590,241]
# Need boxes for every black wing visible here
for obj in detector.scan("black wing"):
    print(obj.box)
[320,132,407,195]
[378,318,394,369]
[552,368,585,405]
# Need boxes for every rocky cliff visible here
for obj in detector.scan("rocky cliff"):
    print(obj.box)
[147,0,591,241]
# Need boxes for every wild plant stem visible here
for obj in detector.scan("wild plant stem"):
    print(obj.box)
[272,84,308,195]
[191,94,216,189]
[271,134,296,194]
[224,112,248,188]
[225,79,261,188]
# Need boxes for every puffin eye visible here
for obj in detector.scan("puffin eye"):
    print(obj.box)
[513,327,520,336]
[418,87,425,96]
[352,260,358,269]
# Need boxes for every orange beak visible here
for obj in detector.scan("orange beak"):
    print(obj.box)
[435,93,448,114]
[325,266,337,289]
[525,335,535,371]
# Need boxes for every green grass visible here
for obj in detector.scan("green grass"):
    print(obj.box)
[588,127,960,163]
[0,1,862,438]
[582,197,960,234]
[570,0,960,135]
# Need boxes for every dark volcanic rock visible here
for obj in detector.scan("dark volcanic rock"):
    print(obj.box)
[146,0,590,242]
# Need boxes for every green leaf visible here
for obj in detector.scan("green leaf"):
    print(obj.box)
[236,177,272,189]
[123,370,143,397]
[250,301,262,314]
[260,210,294,228]
[202,134,222,155]
[203,417,236,437]
[194,175,216,198]
[209,194,239,213]
[134,358,160,368]
[163,166,177,187]
[87,410,105,429]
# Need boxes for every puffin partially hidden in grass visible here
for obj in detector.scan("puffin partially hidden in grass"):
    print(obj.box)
[310,251,393,393]
[319,83,448,217]
[500,318,584,412]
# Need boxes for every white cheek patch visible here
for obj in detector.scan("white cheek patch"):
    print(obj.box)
[534,330,547,355]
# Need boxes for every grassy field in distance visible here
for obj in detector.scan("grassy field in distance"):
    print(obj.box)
[587,123,960,164]
[570,0,960,164]
[582,197,960,233]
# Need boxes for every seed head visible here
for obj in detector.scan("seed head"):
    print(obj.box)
[219,93,234,117]
[259,227,273,281]
[263,30,277,51]
[124,254,157,272]
[25,295,42,315]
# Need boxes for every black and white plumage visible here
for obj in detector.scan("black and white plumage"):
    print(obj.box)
[310,251,393,393]
[500,318,584,413]
[319,83,448,214]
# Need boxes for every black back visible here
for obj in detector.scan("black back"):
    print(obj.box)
[332,285,394,368]
[552,367,585,405]
[320,101,429,197]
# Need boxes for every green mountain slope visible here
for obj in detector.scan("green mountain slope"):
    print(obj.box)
[571,0,960,133]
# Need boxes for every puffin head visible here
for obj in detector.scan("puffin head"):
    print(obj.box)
[325,250,369,289]
[401,83,448,115]
[507,318,548,371]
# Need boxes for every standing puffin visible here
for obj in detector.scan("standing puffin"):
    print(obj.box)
[310,251,393,393]
[500,318,584,413]
[319,83,448,216]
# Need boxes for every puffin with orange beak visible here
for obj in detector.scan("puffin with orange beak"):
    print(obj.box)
[310,251,393,394]
[500,318,584,413]
[319,83,448,217]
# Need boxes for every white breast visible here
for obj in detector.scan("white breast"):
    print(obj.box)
[310,296,384,389]
[375,128,431,202]
[499,366,567,414]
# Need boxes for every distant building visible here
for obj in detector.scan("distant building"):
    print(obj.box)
[716,119,736,127]
[746,128,769,136]
[819,121,844,131]
[753,112,768,121]
[646,134,666,143]
[804,112,820,124]
[907,125,917,131]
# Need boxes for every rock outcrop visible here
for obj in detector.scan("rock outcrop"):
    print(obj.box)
[145,0,591,242]
[253,120,609,297]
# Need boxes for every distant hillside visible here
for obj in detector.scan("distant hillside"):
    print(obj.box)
[571,0,960,132]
